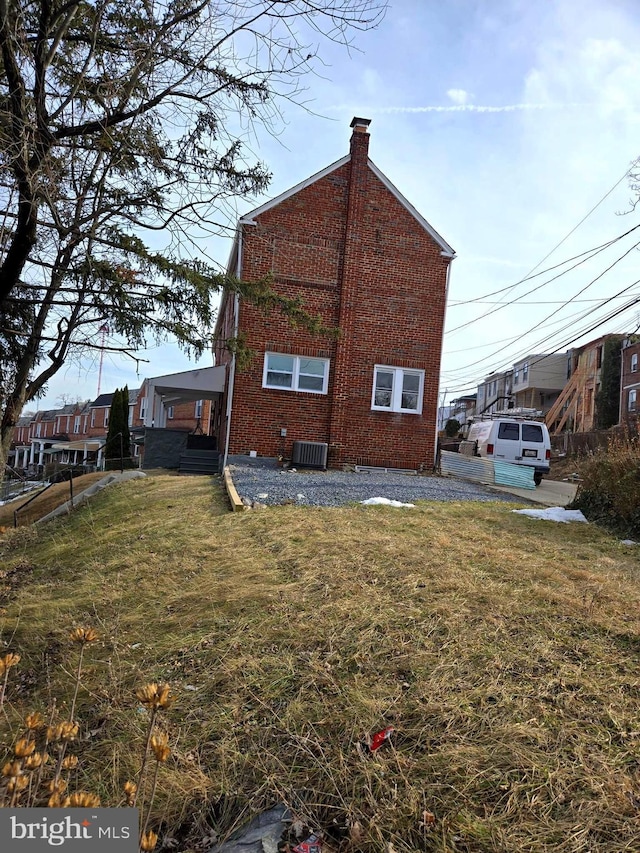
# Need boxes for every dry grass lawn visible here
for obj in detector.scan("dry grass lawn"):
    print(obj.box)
[1,473,640,852]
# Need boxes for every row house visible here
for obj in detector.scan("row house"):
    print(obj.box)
[511,353,568,415]
[10,385,215,472]
[475,369,513,415]
[545,335,618,434]
[619,337,640,427]
[449,394,476,428]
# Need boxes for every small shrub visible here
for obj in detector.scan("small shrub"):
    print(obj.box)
[571,433,640,536]
[445,418,461,438]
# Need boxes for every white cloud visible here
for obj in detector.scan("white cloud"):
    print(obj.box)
[447,88,471,105]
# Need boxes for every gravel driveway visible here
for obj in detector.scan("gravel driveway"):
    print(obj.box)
[227,456,523,507]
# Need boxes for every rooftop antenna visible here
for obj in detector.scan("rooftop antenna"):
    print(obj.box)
[96,324,109,396]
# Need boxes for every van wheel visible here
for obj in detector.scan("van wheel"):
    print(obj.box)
[534,472,543,487]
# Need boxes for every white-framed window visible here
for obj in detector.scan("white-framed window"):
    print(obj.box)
[632,354,638,373]
[91,411,95,428]
[523,362,529,381]
[194,399,203,418]
[513,368,519,385]
[104,411,109,427]
[629,390,637,412]
[167,406,174,419]
[371,365,424,414]
[36,423,42,437]
[262,353,329,394]
[139,397,147,420]
[73,416,80,434]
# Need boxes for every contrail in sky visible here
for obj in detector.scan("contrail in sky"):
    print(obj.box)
[329,102,586,114]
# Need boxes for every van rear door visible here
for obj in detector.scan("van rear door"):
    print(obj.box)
[494,421,520,461]
[520,422,545,468]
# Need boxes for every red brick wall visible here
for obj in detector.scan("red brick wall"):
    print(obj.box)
[164,399,212,432]
[621,341,640,426]
[223,130,451,469]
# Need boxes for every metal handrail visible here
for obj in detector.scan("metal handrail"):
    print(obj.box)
[13,471,75,528]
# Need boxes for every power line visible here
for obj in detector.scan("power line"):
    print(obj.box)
[449,224,640,307]
[446,228,640,335]
[443,240,640,376]
[441,289,640,398]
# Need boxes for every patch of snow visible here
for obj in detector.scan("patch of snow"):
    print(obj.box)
[620,539,638,546]
[361,497,416,508]
[512,507,588,523]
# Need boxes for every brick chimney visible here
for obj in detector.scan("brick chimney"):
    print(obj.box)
[349,116,371,163]
[328,117,373,458]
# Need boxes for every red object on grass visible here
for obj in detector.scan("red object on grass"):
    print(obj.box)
[369,725,394,751]
[293,834,322,853]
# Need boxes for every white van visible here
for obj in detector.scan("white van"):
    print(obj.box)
[461,417,551,486]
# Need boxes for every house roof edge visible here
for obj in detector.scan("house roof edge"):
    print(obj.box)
[233,151,456,258]
[239,155,351,224]
[367,159,456,257]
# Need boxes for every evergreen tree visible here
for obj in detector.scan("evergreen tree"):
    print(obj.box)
[121,386,131,459]
[104,389,125,460]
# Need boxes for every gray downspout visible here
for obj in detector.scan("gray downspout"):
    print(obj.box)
[222,230,242,470]
[434,255,455,468]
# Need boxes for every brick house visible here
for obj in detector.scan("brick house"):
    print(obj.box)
[214,118,455,470]
[620,337,640,427]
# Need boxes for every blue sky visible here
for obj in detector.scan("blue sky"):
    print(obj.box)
[38,0,640,409]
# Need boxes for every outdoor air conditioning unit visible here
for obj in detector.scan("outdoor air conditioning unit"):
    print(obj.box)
[291,440,328,469]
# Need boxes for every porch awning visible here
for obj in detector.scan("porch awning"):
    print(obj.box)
[149,365,226,404]
[51,440,104,451]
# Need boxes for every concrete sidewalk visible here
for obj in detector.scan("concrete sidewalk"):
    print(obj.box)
[491,478,578,507]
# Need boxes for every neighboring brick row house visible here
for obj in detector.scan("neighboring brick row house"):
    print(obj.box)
[214,117,456,470]
[9,384,213,472]
[620,337,640,426]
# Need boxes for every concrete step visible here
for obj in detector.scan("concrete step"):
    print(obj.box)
[178,450,220,475]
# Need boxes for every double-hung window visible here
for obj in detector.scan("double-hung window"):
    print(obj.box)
[632,354,638,373]
[263,353,329,394]
[371,366,424,414]
[629,390,637,412]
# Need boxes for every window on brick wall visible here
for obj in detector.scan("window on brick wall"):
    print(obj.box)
[262,353,329,394]
[91,411,95,427]
[74,416,80,433]
[194,399,203,417]
[104,410,109,427]
[631,353,638,373]
[167,406,174,419]
[371,366,424,414]
[629,390,637,412]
